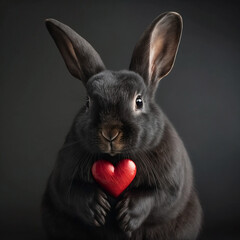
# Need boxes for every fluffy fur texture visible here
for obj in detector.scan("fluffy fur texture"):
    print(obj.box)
[42,12,202,240]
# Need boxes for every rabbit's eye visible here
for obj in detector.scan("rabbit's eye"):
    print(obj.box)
[135,95,143,110]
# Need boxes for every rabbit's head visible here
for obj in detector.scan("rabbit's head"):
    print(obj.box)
[46,12,182,157]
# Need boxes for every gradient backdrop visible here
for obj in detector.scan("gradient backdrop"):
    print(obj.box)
[0,0,239,239]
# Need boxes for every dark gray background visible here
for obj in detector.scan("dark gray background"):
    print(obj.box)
[0,0,239,239]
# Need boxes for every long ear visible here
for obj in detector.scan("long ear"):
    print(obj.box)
[45,19,106,84]
[129,12,182,90]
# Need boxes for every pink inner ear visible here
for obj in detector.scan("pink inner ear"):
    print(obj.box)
[64,35,81,70]
[148,19,166,81]
[66,39,77,61]
[52,24,81,78]
[148,14,182,83]
[149,36,164,81]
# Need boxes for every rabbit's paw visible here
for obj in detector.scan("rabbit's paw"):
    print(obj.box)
[87,189,111,227]
[116,192,151,236]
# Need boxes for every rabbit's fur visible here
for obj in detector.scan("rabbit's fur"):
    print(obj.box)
[42,12,202,240]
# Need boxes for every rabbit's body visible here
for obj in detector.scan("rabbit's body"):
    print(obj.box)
[42,12,202,240]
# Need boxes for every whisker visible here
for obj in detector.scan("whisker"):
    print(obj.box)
[66,150,94,204]
[67,157,81,204]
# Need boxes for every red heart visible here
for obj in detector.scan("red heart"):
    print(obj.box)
[91,159,137,197]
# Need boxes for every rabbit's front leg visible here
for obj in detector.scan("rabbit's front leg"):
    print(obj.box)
[116,190,155,237]
[42,181,111,239]
[68,182,111,227]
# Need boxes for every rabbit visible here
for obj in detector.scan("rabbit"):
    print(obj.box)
[42,12,202,240]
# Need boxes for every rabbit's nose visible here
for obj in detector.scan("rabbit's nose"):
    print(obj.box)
[101,128,120,142]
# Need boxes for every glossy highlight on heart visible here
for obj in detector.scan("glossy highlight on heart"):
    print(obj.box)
[91,159,137,197]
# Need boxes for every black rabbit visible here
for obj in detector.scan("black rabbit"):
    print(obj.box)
[42,12,202,240]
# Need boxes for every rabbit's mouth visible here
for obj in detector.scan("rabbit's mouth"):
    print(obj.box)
[99,140,124,156]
